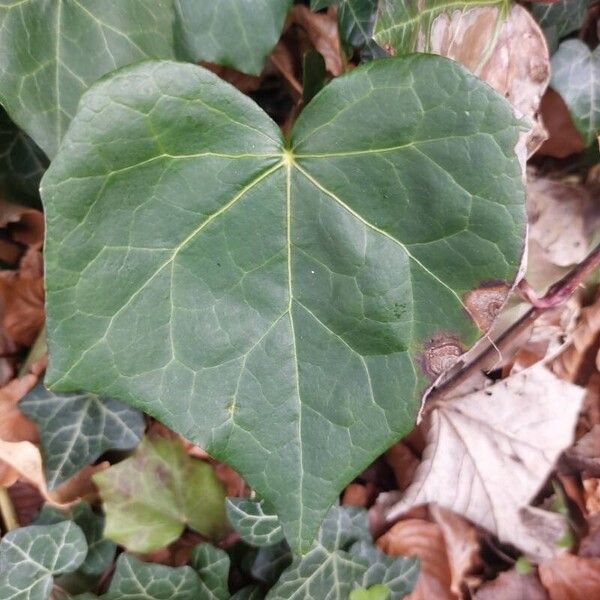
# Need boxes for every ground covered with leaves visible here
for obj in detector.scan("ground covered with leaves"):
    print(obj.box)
[1,0,600,599]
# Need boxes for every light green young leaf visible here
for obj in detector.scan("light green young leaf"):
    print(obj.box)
[20,384,144,488]
[0,522,87,600]
[189,543,230,600]
[42,56,526,552]
[373,0,509,54]
[350,585,391,600]
[226,498,285,547]
[173,0,292,76]
[93,436,227,552]
[102,554,203,599]
[551,40,600,146]
[33,503,116,578]
[266,506,417,600]
[0,0,174,159]
[531,0,589,53]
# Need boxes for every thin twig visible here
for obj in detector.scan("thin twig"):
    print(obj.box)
[426,242,600,406]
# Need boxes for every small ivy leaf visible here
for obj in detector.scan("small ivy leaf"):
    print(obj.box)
[102,554,203,599]
[173,0,292,76]
[32,503,116,578]
[551,40,600,146]
[0,522,87,600]
[265,506,416,599]
[189,543,230,600]
[350,585,391,600]
[349,541,419,598]
[251,541,292,585]
[531,0,588,53]
[93,436,227,553]
[20,384,144,489]
[226,498,285,547]
[42,56,525,553]
[231,585,263,600]
[0,0,175,159]
[0,108,47,205]
[337,0,378,55]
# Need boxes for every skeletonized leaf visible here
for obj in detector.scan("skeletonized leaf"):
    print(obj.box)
[0,522,87,600]
[0,0,174,158]
[174,0,292,76]
[386,366,584,560]
[189,543,230,600]
[42,57,526,552]
[551,40,600,146]
[102,554,203,599]
[20,384,144,488]
[93,436,227,552]
[226,498,285,547]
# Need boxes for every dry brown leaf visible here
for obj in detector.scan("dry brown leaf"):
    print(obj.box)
[539,554,600,599]
[0,201,44,247]
[385,441,420,492]
[553,295,600,383]
[0,374,39,443]
[562,424,600,477]
[538,89,586,158]
[430,505,482,596]
[377,518,454,600]
[386,366,584,560]
[48,461,109,506]
[289,5,343,76]
[7,481,44,527]
[425,4,549,162]
[580,513,600,558]
[0,246,45,346]
[583,479,600,516]
[475,569,549,600]
[342,483,370,507]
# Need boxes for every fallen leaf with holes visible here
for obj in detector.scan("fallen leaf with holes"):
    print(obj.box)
[386,366,584,560]
[290,5,343,75]
[539,555,600,599]
[430,506,482,596]
[475,569,548,600]
[378,518,453,600]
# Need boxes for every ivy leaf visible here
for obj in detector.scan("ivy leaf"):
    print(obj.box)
[102,554,203,599]
[350,586,391,600]
[173,0,292,76]
[226,498,285,547]
[551,40,600,146]
[0,522,87,600]
[19,384,144,488]
[251,541,293,585]
[33,503,116,578]
[337,0,379,55]
[266,506,417,600]
[373,0,509,55]
[0,0,174,158]
[0,108,47,205]
[93,436,227,552]
[531,0,589,53]
[42,57,526,552]
[189,543,230,600]
[311,0,337,9]
[231,586,263,600]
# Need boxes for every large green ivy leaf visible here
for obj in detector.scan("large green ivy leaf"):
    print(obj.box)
[93,436,227,552]
[0,522,87,600]
[173,0,292,76]
[20,384,144,488]
[551,40,600,146]
[266,506,418,600]
[42,56,525,552]
[373,0,509,54]
[0,0,174,159]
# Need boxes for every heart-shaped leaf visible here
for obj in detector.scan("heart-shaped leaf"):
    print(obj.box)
[226,498,285,547]
[174,0,292,76]
[42,56,526,552]
[0,522,87,600]
[0,0,175,159]
[20,384,144,488]
[551,40,600,146]
[189,543,230,600]
[93,436,227,552]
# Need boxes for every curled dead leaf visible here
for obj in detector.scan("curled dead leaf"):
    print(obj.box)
[539,554,600,600]
[475,569,549,600]
[378,518,454,600]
